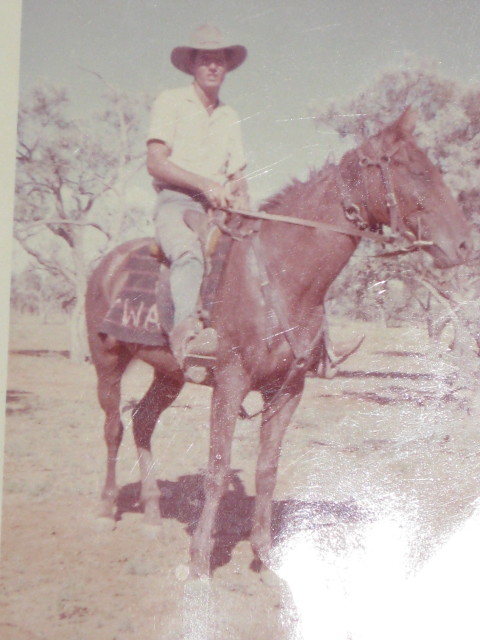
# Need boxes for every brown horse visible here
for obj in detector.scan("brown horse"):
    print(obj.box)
[86,109,471,577]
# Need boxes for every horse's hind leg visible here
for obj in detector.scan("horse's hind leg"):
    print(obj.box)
[250,381,304,567]
[132,370,183,525]
[95,348,132,519]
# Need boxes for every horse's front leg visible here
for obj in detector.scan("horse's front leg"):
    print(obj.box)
[250,379,304,567]
[132,371,183,525]
[190,368,249,577]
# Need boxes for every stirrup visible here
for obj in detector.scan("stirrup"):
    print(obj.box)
[183,328,217,384]
[170,318,218,370]
[183,328,217,381]
[184,327,218,358]
[168,317,201,366]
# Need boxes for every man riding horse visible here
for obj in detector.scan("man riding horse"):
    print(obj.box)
[146,25,250,370]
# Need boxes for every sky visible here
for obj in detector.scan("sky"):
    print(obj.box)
[16,0,480,201]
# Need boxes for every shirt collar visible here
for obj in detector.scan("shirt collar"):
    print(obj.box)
[187,83,226,113]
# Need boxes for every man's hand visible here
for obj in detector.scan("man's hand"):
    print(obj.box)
[225,170,250,211]
[199,178,232,209]
[147,142,233,209]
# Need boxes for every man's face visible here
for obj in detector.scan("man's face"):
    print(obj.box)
[192,50,227,93]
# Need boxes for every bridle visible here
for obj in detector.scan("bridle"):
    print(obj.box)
[333,142,432,250]
[364,148,404,229]
[353,143,433,254]
[354,144,409,237]
[219,143,432,253]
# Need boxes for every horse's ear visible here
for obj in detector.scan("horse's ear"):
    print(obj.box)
[396,107,416,137]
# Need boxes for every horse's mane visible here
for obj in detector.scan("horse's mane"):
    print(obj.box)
[261,161,338,218]
[260,110,423,221]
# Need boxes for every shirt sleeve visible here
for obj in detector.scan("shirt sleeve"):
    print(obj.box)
[146,91,177,149]
[226,112,247,177]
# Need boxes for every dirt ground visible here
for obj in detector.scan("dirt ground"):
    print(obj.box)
[2,314,480,639]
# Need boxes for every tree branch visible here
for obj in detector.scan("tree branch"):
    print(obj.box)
[16,218,112,241]
[14,234,76,285]
[414,276,457,311]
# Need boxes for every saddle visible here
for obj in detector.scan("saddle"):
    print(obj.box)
[98,212,233,348]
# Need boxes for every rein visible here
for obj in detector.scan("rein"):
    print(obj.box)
[219,206,390,243]
[217,210,429,257]
[220,145,432,252]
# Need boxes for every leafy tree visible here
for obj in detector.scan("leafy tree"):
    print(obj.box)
[316,59,480,223]
[14,81,152,360]
[10,267,73,320]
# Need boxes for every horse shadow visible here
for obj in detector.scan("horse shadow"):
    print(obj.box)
[116,472,364,572]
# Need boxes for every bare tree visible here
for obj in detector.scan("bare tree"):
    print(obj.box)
[14,82,151,360]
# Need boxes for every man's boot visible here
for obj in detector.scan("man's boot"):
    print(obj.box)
[169,317,218,383]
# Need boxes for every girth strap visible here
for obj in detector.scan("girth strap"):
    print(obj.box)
[243,234,326,422]
[251,233,303,357]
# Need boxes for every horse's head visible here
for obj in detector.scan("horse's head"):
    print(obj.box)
[356,108,472,268]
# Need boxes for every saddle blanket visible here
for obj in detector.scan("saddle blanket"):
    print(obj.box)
[99,243,173,347]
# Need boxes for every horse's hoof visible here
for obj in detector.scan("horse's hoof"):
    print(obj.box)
[100,489,118,518]
[93,516,116,532]
[143,500,162,526]
[260,568,283,588]
[250,556,264,573]
[98,502,116,521]
[189,562,210,579]
[250,536,272,569]
[250,545,274,571]
[189,550,211,579]
[141,523,162,539]
[143,512,162,527]
[174,564,191,581]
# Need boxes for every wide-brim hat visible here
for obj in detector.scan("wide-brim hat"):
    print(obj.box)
[171,24,247,74]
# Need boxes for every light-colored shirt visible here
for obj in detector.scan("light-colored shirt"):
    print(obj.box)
[147,84,246,188]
